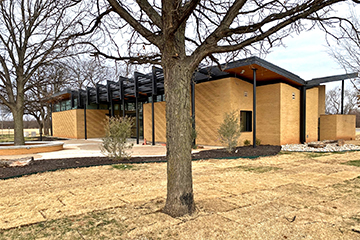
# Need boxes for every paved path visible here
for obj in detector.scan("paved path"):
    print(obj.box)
[1,138,168,160]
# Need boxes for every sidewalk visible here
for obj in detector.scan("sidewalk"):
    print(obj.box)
[1,138,168,160]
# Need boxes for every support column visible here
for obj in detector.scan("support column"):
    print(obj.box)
[122,98,125,117]
[134,75,139,144]
[50,103,53,136]
[70,91,75,108]
[107,81,114,117]
[300,86,306,143]
[111,99,114,117]
[191,80,196,147]
[341,80,344,114]
[84,102,87,140]
[119,79,125,117]
[253,68,257,148]
[151,66,158,146]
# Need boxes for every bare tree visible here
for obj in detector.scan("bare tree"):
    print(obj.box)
[24,62,69,138]
[328,4,360,76]
[326,87,359,114]
[0,0,86,145]
[0,104,11,134]
[81,0,360,217]
[65,56,120,89]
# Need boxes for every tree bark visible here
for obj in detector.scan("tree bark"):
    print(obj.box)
[43,118,50,136]
[162,60,196,217]
[13,107,25,145]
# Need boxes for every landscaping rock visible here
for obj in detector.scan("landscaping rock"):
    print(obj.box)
[307,143,326,148]
[282,141,360,152]
[337,139,345,146]
[0,157,34,168]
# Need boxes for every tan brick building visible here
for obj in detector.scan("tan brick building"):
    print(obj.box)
[50,57,356,145]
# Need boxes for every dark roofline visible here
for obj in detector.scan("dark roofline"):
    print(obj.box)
[49,57,359,105]
[305,72,359,87]
[223,56,306,86]
[50,89,73,99]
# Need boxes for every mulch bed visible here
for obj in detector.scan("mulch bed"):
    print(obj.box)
[0,145,280,180]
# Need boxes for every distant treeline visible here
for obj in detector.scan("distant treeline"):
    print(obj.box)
[0,120,38,129]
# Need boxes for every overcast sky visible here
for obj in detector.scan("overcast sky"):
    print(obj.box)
[264,29,346,90]
[263,2,359,91]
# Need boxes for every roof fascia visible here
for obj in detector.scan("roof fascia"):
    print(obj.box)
[306,72,359,87]
[223,56,306,85]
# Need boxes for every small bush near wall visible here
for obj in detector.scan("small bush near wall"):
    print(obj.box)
[243,139,251,146]
[100,116,134,159]
[218,110,241,152]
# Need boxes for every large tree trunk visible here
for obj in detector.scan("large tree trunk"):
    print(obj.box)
[13,107,25,145]
[162,61,196,217]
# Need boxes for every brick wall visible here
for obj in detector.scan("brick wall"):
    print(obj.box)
[320,114,356,140]
[52,109,108,139]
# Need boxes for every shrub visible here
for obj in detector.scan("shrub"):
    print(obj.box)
[218,110,241,152]
[243,139,251,146]
[100,116,134,159]
[256,138,261,146]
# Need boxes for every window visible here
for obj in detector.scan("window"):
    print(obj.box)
[240,111,252,132]
[54,103,60,112]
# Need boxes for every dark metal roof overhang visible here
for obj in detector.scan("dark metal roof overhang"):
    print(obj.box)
[48,89,73,103]
[222,56,306,87]
[49,56,359,105]
[305,72,359,87]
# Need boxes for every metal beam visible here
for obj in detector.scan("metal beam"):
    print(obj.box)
[106,81,112,102]
[152,66,158,96]
[151,66,157,145]
[84,98,87,140]
[50,103,53,136]
[86,87,91,106]
[119,78,126,117]
[191,80,196,148]
[341,80,345,114]
[306,72,358,86]
[253,68,257,148]
[110,97,114,117]
[300,86,306,143]
[77,90,82,107]
[96,84,100,104]
[134,74,140,144]
[70,91,75,108]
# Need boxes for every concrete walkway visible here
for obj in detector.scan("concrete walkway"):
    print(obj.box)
[1,138,169,160]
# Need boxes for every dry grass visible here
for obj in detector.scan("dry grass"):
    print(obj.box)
[1,151,360,239]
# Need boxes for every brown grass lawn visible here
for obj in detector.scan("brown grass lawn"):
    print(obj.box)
[1,151,360,239]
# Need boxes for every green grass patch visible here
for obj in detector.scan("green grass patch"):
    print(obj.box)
[342,160,360,167]
[331,151,348,154]
[277,151,294,155]
[305,152,330,158]
[0,210,125,240]
[0,135,38,143]
[236,165,282,173]
[111,164,135,170]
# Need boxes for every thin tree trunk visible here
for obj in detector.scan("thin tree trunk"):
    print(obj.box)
[13,108,25,145]
[162,61,195,217]
[39,122,43,141]
[43,113,50,135]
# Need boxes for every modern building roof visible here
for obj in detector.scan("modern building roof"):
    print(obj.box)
[49,56,358,105]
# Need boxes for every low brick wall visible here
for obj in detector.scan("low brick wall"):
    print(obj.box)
[320,114,356,141]
[0,142,64,155]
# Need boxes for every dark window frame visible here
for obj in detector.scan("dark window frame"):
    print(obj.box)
[240,110,252,132]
